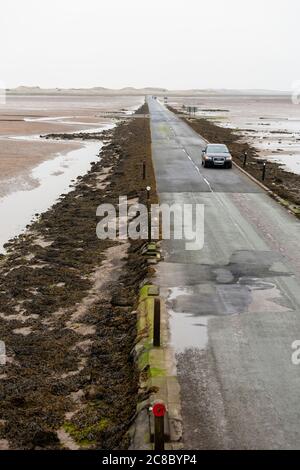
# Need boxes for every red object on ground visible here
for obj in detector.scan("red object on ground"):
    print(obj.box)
[152,402,166,417]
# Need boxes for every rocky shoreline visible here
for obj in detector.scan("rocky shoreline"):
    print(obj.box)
[0,104,157,449]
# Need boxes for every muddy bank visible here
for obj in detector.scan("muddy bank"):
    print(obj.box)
[0,95,143,199]
[0,104,157,449]
[168,106,300,210]
[42,131,109,141]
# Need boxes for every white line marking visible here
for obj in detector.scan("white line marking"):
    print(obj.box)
[154,99,255,247]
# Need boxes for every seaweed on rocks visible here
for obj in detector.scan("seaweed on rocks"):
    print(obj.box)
[0,104,157,449]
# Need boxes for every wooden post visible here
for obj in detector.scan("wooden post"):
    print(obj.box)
[262,161,267,181]
[146,186,151,243]
[152,402,166,451]
[154,416,164,451]
[153,298,161,347]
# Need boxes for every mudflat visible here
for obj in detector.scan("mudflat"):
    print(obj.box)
[0,94,143,196]
[0,104,156,450]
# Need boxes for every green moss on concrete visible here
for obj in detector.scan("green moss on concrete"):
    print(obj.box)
[150,367,166,378]
[147,243,157,252]
[63,418,109,447]
[137,313,147,335]
[145,299,154,340]
[137,285,169,401]
[138,350,149,370]
[280,199,290,207]
[140,284,152,301]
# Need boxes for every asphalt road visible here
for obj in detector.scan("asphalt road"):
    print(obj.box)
[148,97,300,449]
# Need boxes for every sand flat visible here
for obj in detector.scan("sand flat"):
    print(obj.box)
[0,139,81,180]
[0,94,144,197]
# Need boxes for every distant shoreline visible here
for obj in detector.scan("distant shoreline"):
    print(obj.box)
[5,87,290,97]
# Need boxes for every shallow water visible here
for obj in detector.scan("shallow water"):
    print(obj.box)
[0,140,103,252]
[167,287,209,353]
[206,115,300,174]
[0,97,143,252]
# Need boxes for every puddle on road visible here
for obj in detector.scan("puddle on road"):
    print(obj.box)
[163,250,294,353]
[167,287,210,353]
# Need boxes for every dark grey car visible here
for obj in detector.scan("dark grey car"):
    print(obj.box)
[201,143,233,169]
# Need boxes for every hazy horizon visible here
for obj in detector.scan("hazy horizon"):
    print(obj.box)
[5,85,291,92]
[0,0,299,92]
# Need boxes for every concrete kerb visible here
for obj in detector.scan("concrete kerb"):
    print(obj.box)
[129,263,183,450]
[232,160,300,217]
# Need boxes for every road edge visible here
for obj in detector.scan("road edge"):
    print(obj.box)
[172,107,300,219]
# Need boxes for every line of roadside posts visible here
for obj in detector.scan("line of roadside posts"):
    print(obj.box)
[152,293,165,449]
[181,106,269,184]
[242,150,267,181]
[143,179,166,450]
[144,212,165,449]
[187,106,197,116]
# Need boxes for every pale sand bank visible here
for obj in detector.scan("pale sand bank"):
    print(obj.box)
[0,94,144,197]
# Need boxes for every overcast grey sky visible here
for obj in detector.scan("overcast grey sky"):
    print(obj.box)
[0,0,299,90]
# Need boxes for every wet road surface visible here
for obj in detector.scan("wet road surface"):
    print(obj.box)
[148,97,300,449]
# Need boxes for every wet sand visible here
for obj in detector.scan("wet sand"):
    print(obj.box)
[0,139,82,196]
[0,141,105,250]
[0,94,144,197]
